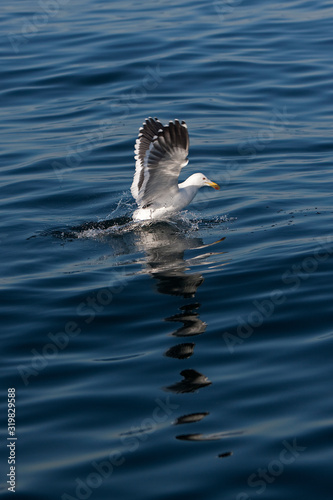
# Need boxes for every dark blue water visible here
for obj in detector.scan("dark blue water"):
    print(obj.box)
[1,0,333,498]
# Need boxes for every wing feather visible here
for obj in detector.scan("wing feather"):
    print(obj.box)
[131,117,189,208]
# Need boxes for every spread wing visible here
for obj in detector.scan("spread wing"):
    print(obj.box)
[131,117,189,208]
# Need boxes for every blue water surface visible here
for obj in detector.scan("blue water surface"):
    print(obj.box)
[1,0,333,499]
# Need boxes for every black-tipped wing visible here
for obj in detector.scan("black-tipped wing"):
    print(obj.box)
[131,117,189,208]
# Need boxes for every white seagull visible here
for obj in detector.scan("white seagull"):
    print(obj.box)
[131,117,220,221]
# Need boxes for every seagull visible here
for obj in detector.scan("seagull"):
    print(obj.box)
[131,117,220,221]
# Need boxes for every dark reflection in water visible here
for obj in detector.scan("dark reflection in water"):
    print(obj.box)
[133,223,216,395]
[51,218,233,456]
[166,304,207,337]
[132,221,234,457]
[174,412,210,425]
[176,430,243,441]
[164,342,195,359]
[153,271,203,298]
[218,451,233,458]
[136,222,205,298]
[164,368,212,394]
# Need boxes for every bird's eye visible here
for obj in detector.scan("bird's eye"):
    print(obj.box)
[202,177,205,180]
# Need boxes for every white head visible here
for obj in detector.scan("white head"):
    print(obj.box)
[186,172,220,190]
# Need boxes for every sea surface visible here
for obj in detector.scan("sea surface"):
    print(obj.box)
[1,0,333,499]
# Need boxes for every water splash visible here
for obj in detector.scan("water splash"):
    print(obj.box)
[43,191,234,241]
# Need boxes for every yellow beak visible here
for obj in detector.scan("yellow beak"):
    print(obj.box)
[207,181,220,190]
